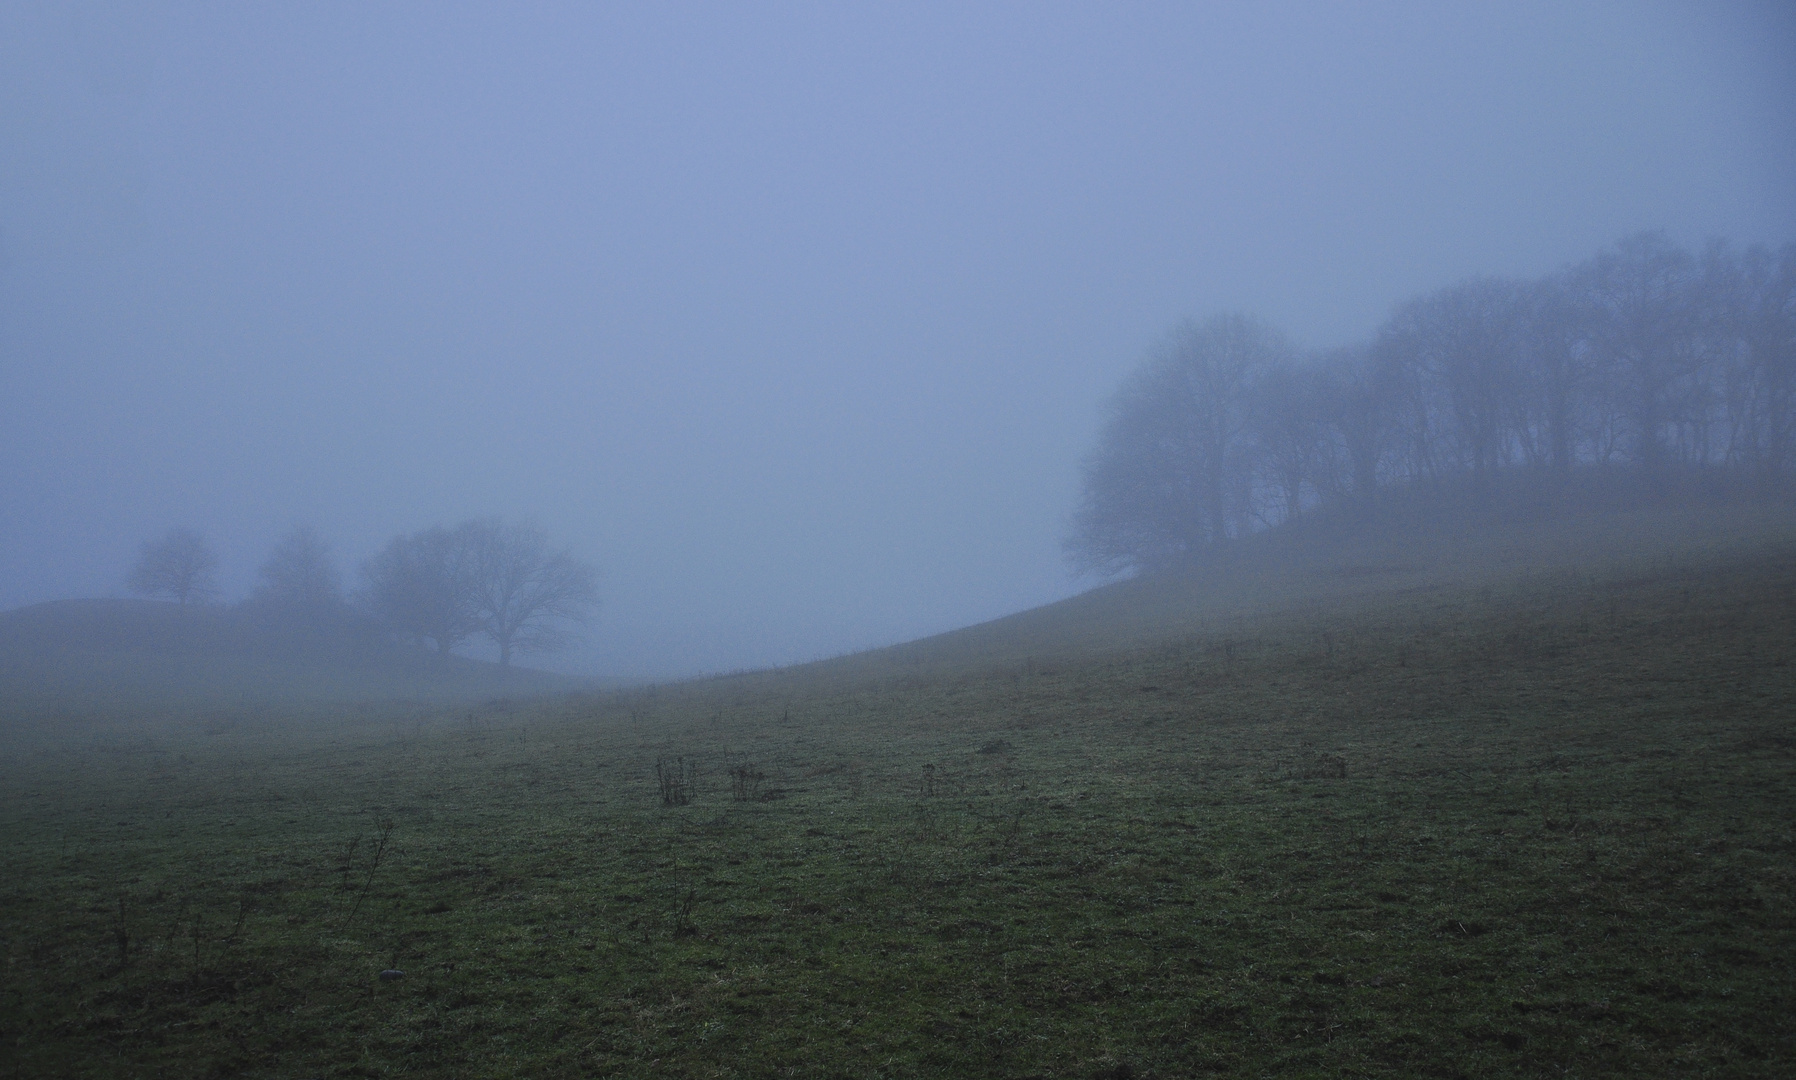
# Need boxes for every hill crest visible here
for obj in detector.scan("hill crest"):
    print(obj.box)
[0,597,587,713]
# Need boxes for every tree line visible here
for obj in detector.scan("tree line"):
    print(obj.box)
[126,518,598,666]
[1067,232,1796,576]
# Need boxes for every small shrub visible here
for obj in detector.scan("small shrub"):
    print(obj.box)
[656,756,696,806]
[728,761,764,802]
[342,818,396,928]
[671,889,698,938]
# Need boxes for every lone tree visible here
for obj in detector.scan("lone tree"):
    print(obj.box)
[252,524,342,611]
[461,517,601,667]
[359,525,482,655]
[360,518,598,665]
[128,528,221,607]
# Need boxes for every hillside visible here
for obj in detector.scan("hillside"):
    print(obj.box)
[3,493,1793,1077]
[810,480,1796,682]
[0,598,587,718]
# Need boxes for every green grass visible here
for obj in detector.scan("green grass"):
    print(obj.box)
[2,521,1793,1077]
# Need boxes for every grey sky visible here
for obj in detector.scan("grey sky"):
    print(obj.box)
[3,1,1792,677]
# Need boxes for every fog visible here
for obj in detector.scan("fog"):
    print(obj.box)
[2,2,1792,678]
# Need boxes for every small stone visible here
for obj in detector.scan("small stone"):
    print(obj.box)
[379,969,404,982]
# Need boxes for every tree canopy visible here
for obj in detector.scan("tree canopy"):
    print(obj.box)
[359,518,598,665]
[127,528,221,607]
[251,525,343,613]
[1067,314,1291,576]
[1068,233,1796,577]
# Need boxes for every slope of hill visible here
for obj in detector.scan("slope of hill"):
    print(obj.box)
[4,489,1793,1077]
[811,480,1796,682]
[0,598,587,717]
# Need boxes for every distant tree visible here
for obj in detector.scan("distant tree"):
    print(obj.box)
[1514,274,1595,477]
[359,526,481,654]
[1712,242,1796,480]
[461,518,600,667]
[1067,231,1795,580]
[1567,233,1709,472]
[1066,313,1291,575]
[1316,345,1390,502]
[1250,357,1339,523]
[361,518,599,665]
[251,525,342,613]
[1373,277,1529,489]
[128,528,220,607]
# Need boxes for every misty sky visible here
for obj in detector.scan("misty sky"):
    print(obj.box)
[3,2,1793,678]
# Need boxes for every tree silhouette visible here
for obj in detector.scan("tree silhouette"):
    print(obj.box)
[462,518,600,667]
[1066,232,1796,577]
[359,525,482,655]
[128,528,220,607]
[1066,314,1290,576]
[252,524,342,612]
[361,518,598,665]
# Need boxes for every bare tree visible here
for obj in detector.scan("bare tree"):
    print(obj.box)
[1317,345,1389,503]
[359,525,482,654]
[128,528,220,607]
[1250,358,1335,524]
[1568,232,1709,472]
[1714,242,1796,481]
[252,524,342,612]
[1513,274,1594,478]
[461,518,600,667]
[1067,313,1290,575]
[1067,232,1795,581]
[1373,277,1529,490]
[361,518,598,665]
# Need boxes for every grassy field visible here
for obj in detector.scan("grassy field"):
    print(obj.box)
[2,509,1793,1077]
